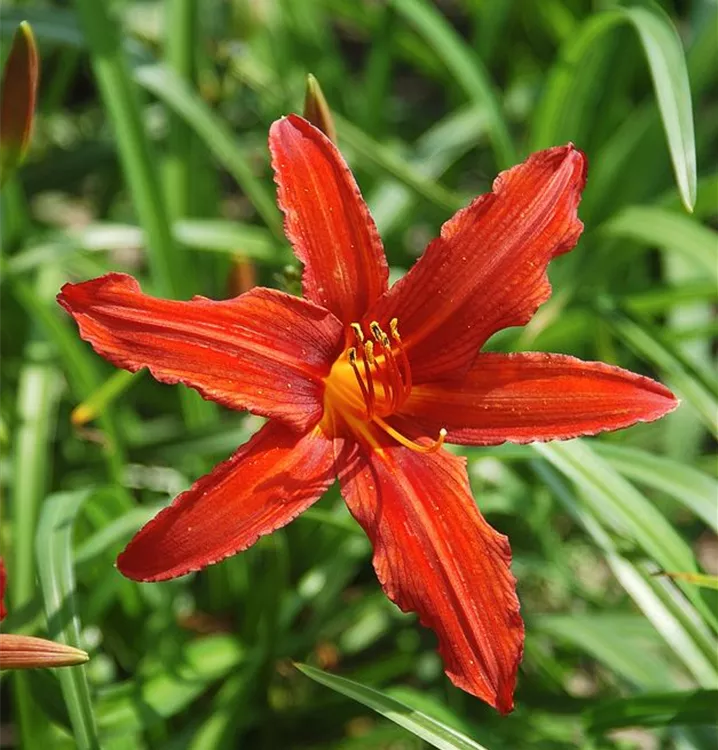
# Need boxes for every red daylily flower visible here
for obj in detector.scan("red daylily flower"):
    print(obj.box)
[0,558,89,669]
[58,115,677,712]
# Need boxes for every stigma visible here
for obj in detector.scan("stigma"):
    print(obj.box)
[324,318,446,454]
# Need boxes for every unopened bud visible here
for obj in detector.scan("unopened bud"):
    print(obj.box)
[303,74,337,143]
[0,634,89,669]
[0,22,40,187]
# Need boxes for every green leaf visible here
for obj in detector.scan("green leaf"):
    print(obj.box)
[534,442,703,589]
[592,443,718,533]
[532,3,696,211]
[337,115,464,213]
[596,301,718,438]
[585,690,718,731]
[389,0,515,168]
[619,3,696,212]
[296,664,491,750]
[133,64,283,241]
[36,490,101,750]
[536,614,676,689]
[600,206,718,282]
[661,572,718,591]
[96,636,245,734]
[533,458,718,686]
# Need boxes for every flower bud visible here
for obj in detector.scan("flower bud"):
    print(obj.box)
[0,634,89,669]
[303,74,337,143]
[0,22,40,187]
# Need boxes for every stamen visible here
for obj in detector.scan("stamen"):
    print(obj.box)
[373,416,447,454]
[348,348,373,418]
[358,341,375,417]
[366,339,392,410]
[350,322,365,344]
[378,333,403,412]
[369,321,383,341]
[364,340,376,367]
[389,318,412,398]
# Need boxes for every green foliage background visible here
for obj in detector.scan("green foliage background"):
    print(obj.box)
[1,0,716,748]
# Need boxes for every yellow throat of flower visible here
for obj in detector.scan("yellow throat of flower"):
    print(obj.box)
[322,318,446,453]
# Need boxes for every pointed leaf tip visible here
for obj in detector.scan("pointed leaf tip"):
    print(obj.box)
[0,21,39,187]
[303,74,337,143]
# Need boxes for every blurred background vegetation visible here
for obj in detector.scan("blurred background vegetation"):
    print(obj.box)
[1,0,717,748]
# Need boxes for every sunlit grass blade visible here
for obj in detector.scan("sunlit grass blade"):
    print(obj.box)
[389,0,516,168]
[72,0,181,297]
[592,443,717,533]
[532,4,696,211]
[660,572,718,591]
[336,115,464,212]
[536,613,676,689]
[296,663,491,750]
[10,277,129,487]
[584,689,718,732]
[10,310,60,747]
[619,3,696,211]
[36,489,100,749]
[533,441,717,631]
[596,300,718,438]
[164,0,197,221]
[71,370,138,426]
[533,461,718,686]
[600,206,718,282]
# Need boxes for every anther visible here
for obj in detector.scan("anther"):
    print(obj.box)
[364,340,376,366]
[350,322,365,344]
[369,321,383,341]
[373,417,447,454]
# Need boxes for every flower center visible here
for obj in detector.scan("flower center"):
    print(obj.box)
[322,318,446,453]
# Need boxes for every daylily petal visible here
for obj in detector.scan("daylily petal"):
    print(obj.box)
[337,431,523,712]
[269,115,389,326]
[399,352,679,445]
[0,634,89,669]
[118,420,337,581]
[0,558,6,621]
[370,145,587,382]
[58,274,343,431]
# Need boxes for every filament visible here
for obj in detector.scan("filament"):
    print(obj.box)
[372,416,447,454]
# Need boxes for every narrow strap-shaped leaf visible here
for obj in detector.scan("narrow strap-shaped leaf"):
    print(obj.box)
[532,3,696,211]
[296,663,491,750]
[133,64,283,240]
[585,689,718,731]
[534,440,718,633]
[36,490,100,750]
[389,0,516,168]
